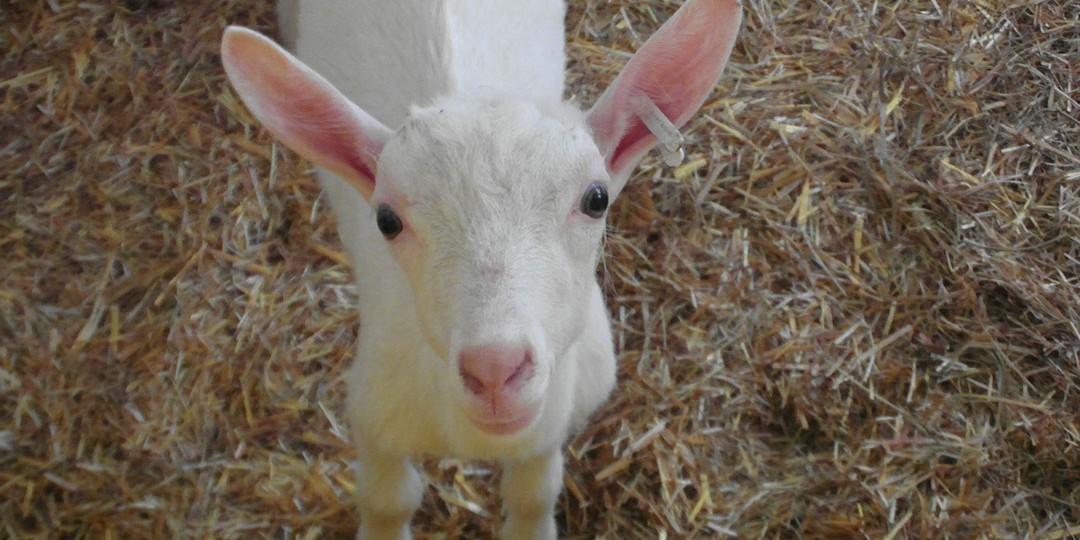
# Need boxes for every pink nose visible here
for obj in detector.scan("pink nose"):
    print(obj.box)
[458,346,533,398]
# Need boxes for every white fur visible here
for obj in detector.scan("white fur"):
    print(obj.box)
[227,1,741,538]
[280,3,613,538]
[344,96,616,540]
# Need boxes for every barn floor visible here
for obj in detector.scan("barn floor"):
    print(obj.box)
[2,0,1078,538]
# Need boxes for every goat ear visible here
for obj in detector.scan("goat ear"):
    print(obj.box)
[221,26,390,199]
[587,0,741,183]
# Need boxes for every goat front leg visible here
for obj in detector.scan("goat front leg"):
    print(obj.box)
[354,443,424,540]
[500,449,564,540]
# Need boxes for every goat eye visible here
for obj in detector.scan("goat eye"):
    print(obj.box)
[579,182,609,219]
[376,204,403,239]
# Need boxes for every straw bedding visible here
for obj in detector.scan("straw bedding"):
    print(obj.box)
[2,0,1078,538]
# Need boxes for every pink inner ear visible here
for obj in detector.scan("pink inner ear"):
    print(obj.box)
[605,65,717,174]
[222,27,390,198]
[588,0,741,176]
[252,76,383,182]
[345,153,378,185]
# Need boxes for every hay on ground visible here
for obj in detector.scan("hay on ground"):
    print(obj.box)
[1,0,1078,537]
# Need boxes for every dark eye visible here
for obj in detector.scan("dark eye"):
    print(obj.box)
[579,182,609,219]
[376,204,403,239]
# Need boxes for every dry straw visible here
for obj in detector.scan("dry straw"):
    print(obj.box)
[2,0,1078,538]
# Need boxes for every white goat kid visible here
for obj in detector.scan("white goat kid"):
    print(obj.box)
[221,0,740,538]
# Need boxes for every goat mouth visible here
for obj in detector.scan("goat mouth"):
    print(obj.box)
[470,409,536,436]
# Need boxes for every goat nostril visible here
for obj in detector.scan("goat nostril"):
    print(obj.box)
[458,346,532,397]
[460,369,486,396]
[505,355,531,387]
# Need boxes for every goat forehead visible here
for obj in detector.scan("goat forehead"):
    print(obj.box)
[385,97,597,203]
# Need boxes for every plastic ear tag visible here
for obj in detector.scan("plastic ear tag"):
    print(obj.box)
[634,95,685,167]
